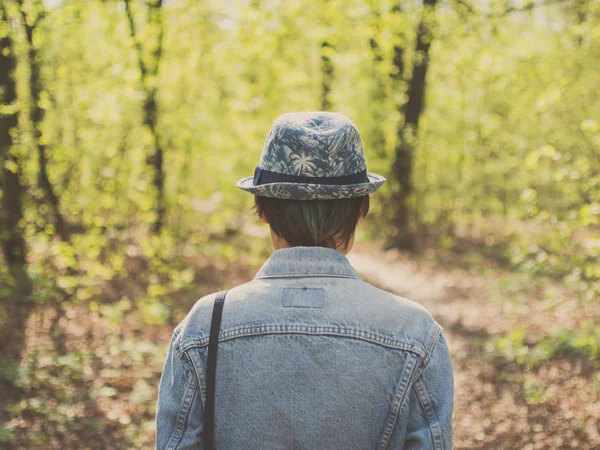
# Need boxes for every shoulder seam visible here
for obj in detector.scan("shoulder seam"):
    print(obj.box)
[179,324,428,358]
[422,323,443,367]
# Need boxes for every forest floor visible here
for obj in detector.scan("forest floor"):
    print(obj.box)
[1,242,599,449]
[348,242,599,450]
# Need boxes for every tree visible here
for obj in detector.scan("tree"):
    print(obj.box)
[320,2,335,111]
[367,0,389,159]
[17,0,70,242]
[124,0,166,234]
[0,3,32,297]
[390,0,438,251]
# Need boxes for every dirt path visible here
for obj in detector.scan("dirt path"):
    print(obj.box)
[349,245,600,450]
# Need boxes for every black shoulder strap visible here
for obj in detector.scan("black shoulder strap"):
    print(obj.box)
[205,290,228,450]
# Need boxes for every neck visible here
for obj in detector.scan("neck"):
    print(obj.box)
[269,227,354,255]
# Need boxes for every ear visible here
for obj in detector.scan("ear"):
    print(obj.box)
[259,212,268,224]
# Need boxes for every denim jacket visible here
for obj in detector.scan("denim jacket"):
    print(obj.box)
[156,246,453,449]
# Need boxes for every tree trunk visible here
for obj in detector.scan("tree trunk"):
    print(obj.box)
[0,6,34,400]
[145,94,165,234]
[20,7,70,242]
[320,38,334,111]
[124,0,166,234]
[391,2,406,87]
[390,0,438,251]
[368,3,388,159]
[0,5,33,297]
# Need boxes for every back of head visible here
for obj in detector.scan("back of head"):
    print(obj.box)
[254,195,370,252]
[236,111,384,252]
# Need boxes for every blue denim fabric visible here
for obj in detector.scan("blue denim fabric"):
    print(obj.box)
[156,246,454,449]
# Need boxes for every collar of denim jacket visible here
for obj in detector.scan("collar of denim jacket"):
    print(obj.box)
[253,246,362,280]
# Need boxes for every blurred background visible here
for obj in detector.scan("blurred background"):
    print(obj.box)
[0,0,598,448]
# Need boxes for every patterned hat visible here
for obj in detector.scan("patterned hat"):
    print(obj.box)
[236,112,386,200]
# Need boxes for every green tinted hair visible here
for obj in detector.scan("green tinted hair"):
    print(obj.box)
[253,195,369,252]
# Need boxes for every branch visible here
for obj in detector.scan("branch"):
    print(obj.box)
[16,6,33,46]
[124,0,148,80]
[15,0,48,30]
[499,0,568,17]
[452,0,569,18]
[454,0,477,16]
[150,0,164,77]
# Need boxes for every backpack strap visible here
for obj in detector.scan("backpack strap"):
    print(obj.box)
[205,289,228,450]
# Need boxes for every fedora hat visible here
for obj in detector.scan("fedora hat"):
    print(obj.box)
[236,112,386,200]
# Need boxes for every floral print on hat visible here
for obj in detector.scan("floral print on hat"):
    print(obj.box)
[236,111,386,200]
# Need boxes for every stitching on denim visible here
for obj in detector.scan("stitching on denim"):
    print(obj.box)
[166,367,197,450]
[414,377,445,450]
[179,324,427,357]
[187,348,207,412]
[377,354,419,450]
[254,273,360,280]
[422,325,443,367]
[172,326,183,358]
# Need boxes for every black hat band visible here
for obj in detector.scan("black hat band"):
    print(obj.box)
[253,166,369,187]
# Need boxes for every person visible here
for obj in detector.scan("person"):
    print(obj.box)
[155,112,454,449]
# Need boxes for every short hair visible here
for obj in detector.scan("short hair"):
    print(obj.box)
[253,195,369,252]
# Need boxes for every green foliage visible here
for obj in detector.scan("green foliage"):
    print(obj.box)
[413,3,600,303]
[2,0,597,305]
[2,327,168,448]
[490,327,531,366]
[489,320,600,369]
[0,425,15,445]
[0,305,7,324]
[0,354,20,385]
[522,374,557,406]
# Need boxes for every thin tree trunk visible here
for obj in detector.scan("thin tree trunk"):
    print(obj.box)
[124,0,166,234]
[18,2,70,242]
[368,1,387,159]
[390,0,438,251]
[319,0,335,112]
[391,2,406,87]
[0,5,33,297]
[320,38,334,111]
[573,0,590,48]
